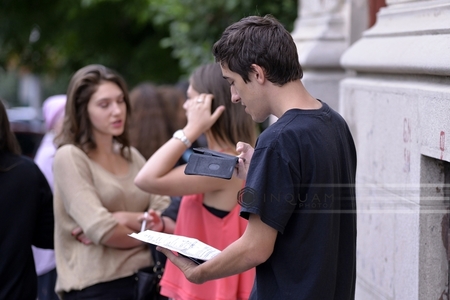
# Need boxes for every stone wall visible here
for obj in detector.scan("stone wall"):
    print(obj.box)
[293,0,450,298]
[339,0,450,298]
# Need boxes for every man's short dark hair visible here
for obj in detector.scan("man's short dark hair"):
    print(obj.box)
[212,15,303,86]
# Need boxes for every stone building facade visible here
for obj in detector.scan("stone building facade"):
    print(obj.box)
[292,0,450,299]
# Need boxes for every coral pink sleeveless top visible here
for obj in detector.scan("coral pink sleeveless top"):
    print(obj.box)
[159,193,255,300]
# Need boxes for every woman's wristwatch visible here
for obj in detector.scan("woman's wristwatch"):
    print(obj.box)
[172,129,192,148]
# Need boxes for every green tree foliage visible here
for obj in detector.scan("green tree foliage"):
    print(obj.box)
[143,0,298,75]
[0,0,298,97]
[0,0,182,90]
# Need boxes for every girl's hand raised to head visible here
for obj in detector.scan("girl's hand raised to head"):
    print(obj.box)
[184,93,225,135]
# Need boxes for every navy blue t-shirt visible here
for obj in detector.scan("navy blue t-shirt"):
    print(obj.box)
[240,101,357,300]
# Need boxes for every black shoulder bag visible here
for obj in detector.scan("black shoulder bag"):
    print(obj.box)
[136,244,168,300]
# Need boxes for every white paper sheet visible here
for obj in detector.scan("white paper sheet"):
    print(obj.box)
[129,230,221,262]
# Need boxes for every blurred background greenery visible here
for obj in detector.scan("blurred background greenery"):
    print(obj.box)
[0,0,298,105]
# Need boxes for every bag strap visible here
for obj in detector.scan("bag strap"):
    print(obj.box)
[149,244,166,279]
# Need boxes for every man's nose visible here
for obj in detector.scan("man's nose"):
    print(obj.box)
[231,86,240,103]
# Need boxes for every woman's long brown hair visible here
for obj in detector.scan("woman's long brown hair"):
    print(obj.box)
[56,64,132,160]
[191,63,257,149]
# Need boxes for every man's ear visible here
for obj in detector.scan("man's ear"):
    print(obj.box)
[250,64,266,84]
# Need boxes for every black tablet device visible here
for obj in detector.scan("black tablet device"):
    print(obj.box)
[179,253,206,265]
[184,148,238,180]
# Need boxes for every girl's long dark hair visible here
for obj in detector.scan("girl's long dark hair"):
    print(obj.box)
[191,63,257,148]
[0,99,22,172]
[0,100,21,155]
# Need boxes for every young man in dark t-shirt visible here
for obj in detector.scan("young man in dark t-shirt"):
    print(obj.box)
[157,14,357,299]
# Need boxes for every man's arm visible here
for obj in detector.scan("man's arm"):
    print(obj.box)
[157,213,278,283]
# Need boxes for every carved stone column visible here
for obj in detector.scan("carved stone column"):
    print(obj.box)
[292,0,368,111]
[340,1,450,299]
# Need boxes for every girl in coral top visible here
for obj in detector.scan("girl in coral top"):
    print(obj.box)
[135,63,257,300]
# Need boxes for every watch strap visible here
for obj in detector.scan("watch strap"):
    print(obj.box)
[173,129,192,148]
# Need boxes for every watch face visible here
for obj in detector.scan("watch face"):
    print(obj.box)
[173,130,190,147]
[174,130,184,139]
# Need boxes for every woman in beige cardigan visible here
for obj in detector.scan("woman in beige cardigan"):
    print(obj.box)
[53,64,170,299]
